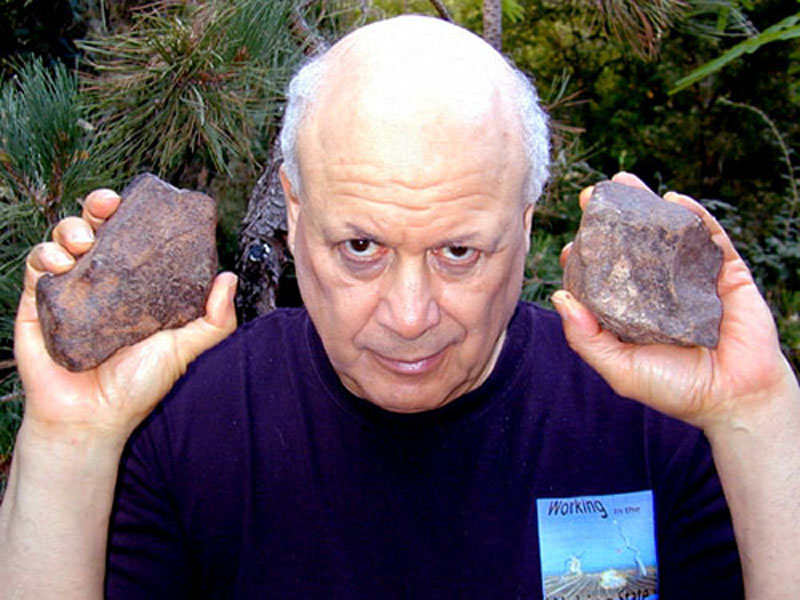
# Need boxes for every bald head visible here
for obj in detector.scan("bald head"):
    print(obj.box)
[280,15,549,205]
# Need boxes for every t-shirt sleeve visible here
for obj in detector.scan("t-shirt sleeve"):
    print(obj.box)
[105,408,190,599]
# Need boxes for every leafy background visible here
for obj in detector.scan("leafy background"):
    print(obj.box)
[1,0,798,497]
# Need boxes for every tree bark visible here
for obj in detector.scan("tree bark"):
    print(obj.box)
[234,137,290,321]
[483,0,502,51]
[428,0,453,22]
[234,4,328,321]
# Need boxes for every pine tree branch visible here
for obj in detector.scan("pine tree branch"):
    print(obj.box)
[0,159,39,208]
[290,5,328,55]
[428,0,453,22]
[0,391,23,403]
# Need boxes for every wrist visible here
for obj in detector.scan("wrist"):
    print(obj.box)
[12,419,129,487]
[20,410,134,449]
[0,421,123,600]
[703,363,800,450]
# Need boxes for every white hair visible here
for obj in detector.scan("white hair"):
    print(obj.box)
[279,47,550,205]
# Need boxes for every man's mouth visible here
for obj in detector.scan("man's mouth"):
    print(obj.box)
[371,348,447,376]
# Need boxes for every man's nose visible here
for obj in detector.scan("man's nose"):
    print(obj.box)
[376,257,441,340]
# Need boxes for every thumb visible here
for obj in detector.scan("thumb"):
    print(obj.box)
[551,289,605,346]
[171,272,239,369]
[551,290,637,398]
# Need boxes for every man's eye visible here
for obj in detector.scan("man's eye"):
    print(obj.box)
[341,239,381,259]
[438,245,478,263]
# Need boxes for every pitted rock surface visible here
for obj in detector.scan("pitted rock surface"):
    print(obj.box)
[563,181,723,348]
[37,173,218,371]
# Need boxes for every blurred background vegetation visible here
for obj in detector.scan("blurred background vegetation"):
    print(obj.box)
[0,0,798,497]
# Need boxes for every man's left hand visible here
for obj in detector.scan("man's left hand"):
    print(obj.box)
[552,171,798,436]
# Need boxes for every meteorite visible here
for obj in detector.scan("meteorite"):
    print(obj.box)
[37,173,218,371]
[563,181,723,348]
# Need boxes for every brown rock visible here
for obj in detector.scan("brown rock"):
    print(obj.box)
[37,173,218,371]
[563,181,723,348]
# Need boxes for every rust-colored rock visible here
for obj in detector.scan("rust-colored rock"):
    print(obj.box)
[563,181,723,348]
[37,173,218,371]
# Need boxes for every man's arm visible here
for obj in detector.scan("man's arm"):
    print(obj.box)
[553,172,800,599]
[0,189,237,599]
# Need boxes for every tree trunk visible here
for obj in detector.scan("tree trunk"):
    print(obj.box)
[234,4,328,321]
[483,0,502,52]
[234,137,290,321]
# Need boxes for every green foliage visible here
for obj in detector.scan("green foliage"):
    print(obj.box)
[704,194,799,368]
[523,149,605,306]
[0,57,110,351]
[699,96,799,368]
[577,0,690,60]
[371,0,524,27]
[0,56,111,474]
[671,9,800,92]
[502,0,525,24]
[78,0,301,179]
[0,58,105,223]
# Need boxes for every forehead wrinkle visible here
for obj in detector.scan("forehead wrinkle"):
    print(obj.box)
[314,195,510,250]
[323,163,509,205]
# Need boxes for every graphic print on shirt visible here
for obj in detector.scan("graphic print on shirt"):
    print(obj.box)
[536,489,658,600]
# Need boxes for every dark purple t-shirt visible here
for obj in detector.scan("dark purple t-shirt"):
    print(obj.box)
[106,302,743,598]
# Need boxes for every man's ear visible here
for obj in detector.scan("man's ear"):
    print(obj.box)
[279,166,301,255]
[523,203,534,254]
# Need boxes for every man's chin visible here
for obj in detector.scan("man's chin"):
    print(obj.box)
[362,390,455,414]
[345,373,465,414]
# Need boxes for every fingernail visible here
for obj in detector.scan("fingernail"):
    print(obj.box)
[227,274,238,303]
[73,229,95,244]
[552,292,573,321]
[52,252,75,268]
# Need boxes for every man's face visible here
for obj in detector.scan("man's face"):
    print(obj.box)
[284,81,532,413]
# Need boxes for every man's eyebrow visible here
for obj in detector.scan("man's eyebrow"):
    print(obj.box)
[322,221,384,243]
[439,232,502,251]
[322,222,502,251]
[439,232,482,245]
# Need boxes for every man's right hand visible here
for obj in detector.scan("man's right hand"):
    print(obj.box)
[1,188,237,599]
[14,187,238,444]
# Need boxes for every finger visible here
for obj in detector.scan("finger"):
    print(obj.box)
[559,242,573,268]
[81,189,121,231]
[203,272,239,330]
[18,242,77,345]
[26,242,75,286]
[611,171,652,191]
[579,185,594,210]
[16,253,60,375]
[52,217,95,257]
[661,190,755,301]
[14,300,54,387]
[663,191,740,263]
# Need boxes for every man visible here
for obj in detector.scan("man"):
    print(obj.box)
[2,14,799,599]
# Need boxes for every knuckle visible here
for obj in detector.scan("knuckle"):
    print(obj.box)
[53,216,84,239]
